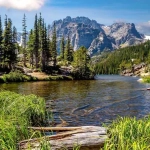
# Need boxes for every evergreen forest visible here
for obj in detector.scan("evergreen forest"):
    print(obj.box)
[94,41,150,74]
[0,14,94,79]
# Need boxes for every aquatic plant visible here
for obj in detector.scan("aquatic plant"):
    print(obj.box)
[102,116,150,150]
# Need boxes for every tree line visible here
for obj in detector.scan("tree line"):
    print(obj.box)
[95,41,150,74]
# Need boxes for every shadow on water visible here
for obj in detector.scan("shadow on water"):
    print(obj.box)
[0,75,150,126]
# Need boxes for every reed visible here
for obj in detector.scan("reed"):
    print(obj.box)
[102,116,150,150]
[0,90,46,149]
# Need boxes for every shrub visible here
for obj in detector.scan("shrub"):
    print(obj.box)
[2,71,32,82]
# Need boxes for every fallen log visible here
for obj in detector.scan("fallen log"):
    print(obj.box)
[19,126,107,150]
[28,126,81,131]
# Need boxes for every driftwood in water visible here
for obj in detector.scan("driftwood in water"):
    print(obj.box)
[19,126,107,150]
[28,126,81,131]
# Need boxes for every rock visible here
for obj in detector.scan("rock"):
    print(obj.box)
[121,63,146,76]
[19,126,107,150]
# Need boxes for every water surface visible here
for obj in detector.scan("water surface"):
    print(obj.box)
[0,75,150,126]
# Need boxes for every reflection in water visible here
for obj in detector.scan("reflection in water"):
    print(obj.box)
[0,75,150,126]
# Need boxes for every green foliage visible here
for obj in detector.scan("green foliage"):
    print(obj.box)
[46,75,73,81]
[52,22,57,66]
[0,15,3,62]
[60,36,65,59]
[142,76,150,83]
[27,29,34,67]
[72,46,94,79]
[95,41,150,74]
[22,14,27,67]
[2,71,31,82]
[0,13,94,79]
[102,116,150,150]
[0,91,45,150]
[64,36,73,62]
[2,16,17,69]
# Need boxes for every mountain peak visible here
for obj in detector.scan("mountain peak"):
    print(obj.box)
[63,16,72,22]
[49,17,145,55]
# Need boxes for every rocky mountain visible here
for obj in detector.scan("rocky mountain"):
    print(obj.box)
[50,16,144,56]
[17,16,145,56]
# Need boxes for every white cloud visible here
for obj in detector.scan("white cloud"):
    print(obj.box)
[136,21,150,35]
[0,0,46,11]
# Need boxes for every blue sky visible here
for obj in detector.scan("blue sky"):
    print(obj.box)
[0,0,150,35]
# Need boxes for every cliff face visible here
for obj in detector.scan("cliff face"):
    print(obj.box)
[50,17,144,55]
[102,22,143,47]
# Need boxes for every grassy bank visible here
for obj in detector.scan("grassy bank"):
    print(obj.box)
[0,71,73,83]
[0,71,37,82]
[0,90,46,150]
[102,116,150,150]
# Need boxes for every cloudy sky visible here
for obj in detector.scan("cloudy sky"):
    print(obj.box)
[0,0,150,35]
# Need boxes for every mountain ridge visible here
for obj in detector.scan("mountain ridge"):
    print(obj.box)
[50,16,145,55]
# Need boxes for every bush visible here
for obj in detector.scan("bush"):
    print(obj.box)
[2,71,32,82]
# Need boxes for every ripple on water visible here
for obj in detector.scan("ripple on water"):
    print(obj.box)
[0,75,149,126]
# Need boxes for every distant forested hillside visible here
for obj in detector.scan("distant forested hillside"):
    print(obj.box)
[94,41,150,74]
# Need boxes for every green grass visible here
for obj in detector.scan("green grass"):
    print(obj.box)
[0,71,73,83]
[102,116,150,150]
[46,75,73,81]
[142,76,150,83]
[0,90,46,150]
[1,71,33,82]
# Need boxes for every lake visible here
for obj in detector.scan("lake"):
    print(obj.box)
[0,75,150,126]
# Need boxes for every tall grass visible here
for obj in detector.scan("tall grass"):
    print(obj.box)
[102,116,150,150]
[0,90,46,150]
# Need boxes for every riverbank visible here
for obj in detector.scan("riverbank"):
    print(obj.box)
[0,71,74,83]
[0,70,95,83]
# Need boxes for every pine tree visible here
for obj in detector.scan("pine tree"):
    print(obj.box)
[64,36,73,62]
[3,18,16,69]
[33,14,39,68]
[60,36,65,59]
[27,29,34,67]
[22,14,27,67]
[44,24,49,67]
[3,15,8,63]
[52,22,57,66]
[41,20,46,70]
[12,26,17,43]
[12,26,18,59]
[47,24,52,61]
[0,16,3,64]
[38,13,43,51]
[73,46,90,78]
